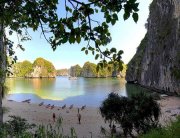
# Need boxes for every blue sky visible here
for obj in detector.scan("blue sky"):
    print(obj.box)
[11,0,152,69]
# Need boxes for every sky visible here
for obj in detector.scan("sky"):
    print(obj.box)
[10,0,152,69]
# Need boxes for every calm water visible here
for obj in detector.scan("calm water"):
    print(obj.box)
[5,77,151,107]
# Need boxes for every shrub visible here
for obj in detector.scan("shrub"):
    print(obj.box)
[99,92,161,137]
[139,116,180,138]
[0,115,77,138]
[4,115,35,136]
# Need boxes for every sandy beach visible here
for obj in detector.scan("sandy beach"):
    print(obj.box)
[2,96,180,138]
[3,100,109,138]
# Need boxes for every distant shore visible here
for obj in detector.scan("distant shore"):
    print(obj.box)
[3,96,180,137]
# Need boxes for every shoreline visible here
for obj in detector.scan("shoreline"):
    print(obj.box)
[3,96,180,137]
[126,82,179,96]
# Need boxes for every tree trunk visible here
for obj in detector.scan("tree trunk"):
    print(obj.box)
[0,24,6,123]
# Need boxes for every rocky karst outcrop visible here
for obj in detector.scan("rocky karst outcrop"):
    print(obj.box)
[56,69,68,76]
[11,58,56,78]
[27,58,56,78]
[81,62,97,78]
[126,0,180,95]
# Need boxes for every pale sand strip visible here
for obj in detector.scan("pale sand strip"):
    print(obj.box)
[2,96,180,138]
[3,100,109,138]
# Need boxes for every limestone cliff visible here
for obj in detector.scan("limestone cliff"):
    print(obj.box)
[56,69,68,76]
[126,0,180,95]
[26,58,56,78]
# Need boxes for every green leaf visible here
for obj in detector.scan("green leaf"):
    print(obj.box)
[95,54,99,60]
[132,12,138,23]
[129,0,137,3]
[69,35,75,44]
[95,39,101,45]
[133,3,139,12]
[81,47,86,51]
[76,35,81,43]
[92,51,95,55]
[106,15,111,23]
[88,46,93,51]
[113,54,117,60]
[110,48,117,53]
[62,37,68,43]
[60,24,64,31]
[123,12,130,20]
[113,14,118,21]
[111,19,116,25]
[118,50,124,55]
[85,50,88,55]
[66,6,72,13]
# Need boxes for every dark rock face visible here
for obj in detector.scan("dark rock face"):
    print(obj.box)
[126,0,180,95]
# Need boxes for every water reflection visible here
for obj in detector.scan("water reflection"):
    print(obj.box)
[5,77,151,107]
[125,83,152,97]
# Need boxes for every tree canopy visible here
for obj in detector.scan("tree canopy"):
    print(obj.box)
[100,92,161,137]
[0,0,139,71]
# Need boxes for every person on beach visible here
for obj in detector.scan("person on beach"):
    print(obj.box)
[53,113,56,122]
[77,108,81,124]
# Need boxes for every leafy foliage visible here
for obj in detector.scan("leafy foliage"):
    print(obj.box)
[0,0,139,71]
[100,92,161,137]
[0,115,77,138]
[3,115,35,136]
[139,116,180,138]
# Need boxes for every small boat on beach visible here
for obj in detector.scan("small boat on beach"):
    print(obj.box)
[81,105,86,110]
[62,104,66,109]
[50,105,55,109]
[46,104,51,108]
[69,104,73,109]
[39,102,44,106]
[22,99,31,103]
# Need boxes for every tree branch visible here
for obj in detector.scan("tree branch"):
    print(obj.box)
[68,0,99,6]
[39,19,51,44]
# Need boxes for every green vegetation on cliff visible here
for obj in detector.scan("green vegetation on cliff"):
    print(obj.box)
[12,59,126,78]
[12,60,33,77]
[69,65,82,77]
[11,58,56,78]
[33,58,55,73]
[80,61,126,78]
[82,62,97,77]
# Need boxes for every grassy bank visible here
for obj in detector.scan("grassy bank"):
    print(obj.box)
[139,116,180,138]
